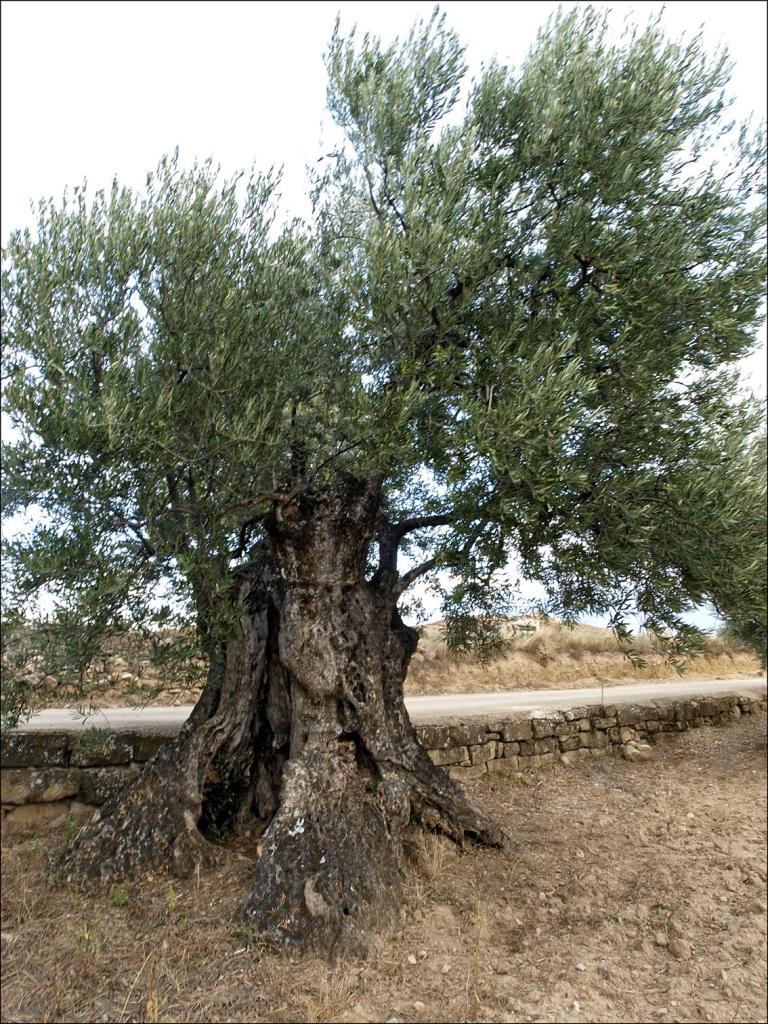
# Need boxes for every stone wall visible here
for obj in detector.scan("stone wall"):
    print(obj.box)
[2,691,764,832]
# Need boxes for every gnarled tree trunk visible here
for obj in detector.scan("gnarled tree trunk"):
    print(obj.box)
[60,549,289,882]
[61,475,505,957]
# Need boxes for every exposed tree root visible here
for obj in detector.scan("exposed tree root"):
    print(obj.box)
[59,747,222,883]
[60,561,285,884]
[240,743,405,959]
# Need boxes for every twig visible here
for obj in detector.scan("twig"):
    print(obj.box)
[118,949,154,1022]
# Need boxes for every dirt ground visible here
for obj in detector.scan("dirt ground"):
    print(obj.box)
[1,711,766,1024]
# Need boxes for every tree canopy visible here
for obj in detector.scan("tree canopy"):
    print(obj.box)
[3,7,766,725]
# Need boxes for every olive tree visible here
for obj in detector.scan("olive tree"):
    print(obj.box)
[2,8,765,956]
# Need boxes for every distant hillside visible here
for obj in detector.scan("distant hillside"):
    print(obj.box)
[4,616,763,708]
[404,617,764,694]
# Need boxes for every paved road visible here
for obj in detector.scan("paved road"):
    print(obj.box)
[12,676,765,733]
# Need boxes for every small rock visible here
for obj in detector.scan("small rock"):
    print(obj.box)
[575,962,586,972]
[386,1018,399,1024]
[407,954,417,965]
[573,1000,581,1012]
[654,932,669,948]
[441,963,451,974]
[623,741,654,763]
[686,812,695,820]
[413,1001,426,1012]
[575,849,585,859]
[668,938,692,960]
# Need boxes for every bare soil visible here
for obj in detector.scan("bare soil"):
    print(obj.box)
[2,711,766,1023]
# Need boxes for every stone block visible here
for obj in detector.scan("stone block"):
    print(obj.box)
[562,706,590,722]
[619,727,637,744]
[592,716,616,730]
[78,765,140,805]
[488,756,519,774]
[559,734,581,752]
[556,720,579,736]
[644,720,660,733]
[653,704,676,721]
[532,716,563,738]
[447,722,488,747]
[580,729,608,748]
[622,741,654,763]
[3,799,71,831]
[1,733,69,768]
[1,768,81,805]
[70,730,134,767]
[486,721,511,736]
[469,741,497,766]
[416,724,451,750]
[501,720,532,743]
[133,734,170,762]
[698,699,718,719]
[578,718,591,731]
[533,737,556,755]
[429,745,470,767]
[502,742,520,757]
[617,705,652,726]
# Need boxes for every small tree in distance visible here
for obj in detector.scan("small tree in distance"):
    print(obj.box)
[2,8,765,956]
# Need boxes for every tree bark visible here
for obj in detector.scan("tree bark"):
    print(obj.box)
[60,475,505,958]
[59,548,288,882]
[239,475,505,956]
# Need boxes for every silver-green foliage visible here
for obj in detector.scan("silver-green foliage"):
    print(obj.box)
[2,7,766,721]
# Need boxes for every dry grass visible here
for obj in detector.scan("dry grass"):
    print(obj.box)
[23,618,764,710]
[404,619,764,695]
[2,711,766,1023]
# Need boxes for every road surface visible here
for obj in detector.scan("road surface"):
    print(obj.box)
[11,676,766,733]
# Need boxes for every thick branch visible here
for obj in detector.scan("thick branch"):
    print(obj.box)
[393,555,440,596]
[392,512,455,541]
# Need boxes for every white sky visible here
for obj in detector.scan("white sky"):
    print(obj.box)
[1,0,766,629]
